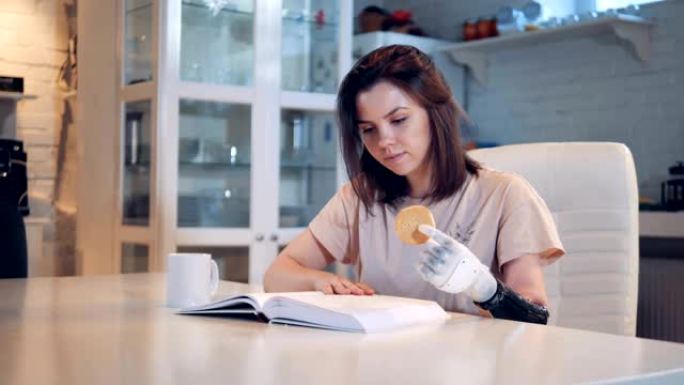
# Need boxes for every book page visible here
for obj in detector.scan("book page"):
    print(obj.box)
[263,294,448,333]
[179,291,324,313]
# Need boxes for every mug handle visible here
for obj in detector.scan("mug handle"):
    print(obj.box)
[209,259,219,296]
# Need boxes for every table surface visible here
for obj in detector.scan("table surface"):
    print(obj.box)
[2,273,684,385]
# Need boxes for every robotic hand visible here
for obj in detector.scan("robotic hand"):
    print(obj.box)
[416,225,549,325]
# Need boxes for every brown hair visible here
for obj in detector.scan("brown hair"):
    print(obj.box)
[337,44,479,212]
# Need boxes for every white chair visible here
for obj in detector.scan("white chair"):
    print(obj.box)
[469,142,639,336]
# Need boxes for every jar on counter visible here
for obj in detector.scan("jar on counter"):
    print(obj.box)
[463,18,478,41]
[476,17,498,39]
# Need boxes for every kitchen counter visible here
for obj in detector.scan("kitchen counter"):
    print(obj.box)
[639,211,684,238]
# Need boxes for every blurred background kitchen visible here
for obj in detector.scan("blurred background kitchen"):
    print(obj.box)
[0,0,682,342]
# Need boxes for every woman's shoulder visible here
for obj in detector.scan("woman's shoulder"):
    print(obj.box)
[332,180,364,212]
[473,167,545,207]
[310,181,362,229]
[473,167,530,191]
[337,180,359,200]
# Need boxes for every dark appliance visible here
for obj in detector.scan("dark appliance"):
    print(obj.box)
[662,161,684,211]
[0,138,29,278]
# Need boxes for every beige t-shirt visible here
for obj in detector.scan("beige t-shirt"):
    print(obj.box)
[309,167,565,315]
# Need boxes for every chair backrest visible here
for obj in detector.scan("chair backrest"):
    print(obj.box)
[469,142,639,336]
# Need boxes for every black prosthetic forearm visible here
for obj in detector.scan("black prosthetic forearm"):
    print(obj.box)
[473,280,549,325]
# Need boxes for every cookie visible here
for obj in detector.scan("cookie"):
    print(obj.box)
[395,205,436,245]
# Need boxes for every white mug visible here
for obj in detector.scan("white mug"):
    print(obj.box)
[166,253,219,308]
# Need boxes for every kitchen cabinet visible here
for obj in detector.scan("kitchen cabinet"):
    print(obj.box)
[80,0,353,283]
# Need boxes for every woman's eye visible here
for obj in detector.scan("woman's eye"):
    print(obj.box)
[359,126,374,134]
[392,117,407,125]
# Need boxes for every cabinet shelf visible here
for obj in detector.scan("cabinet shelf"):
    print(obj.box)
[283,14,338,27]
[281,164,336,171]
[0,91,37,101]
[180,1,253,16]
[125,2,151,14]
[172,1,335,26]
[177,161,336,171]
[436,14,653,84]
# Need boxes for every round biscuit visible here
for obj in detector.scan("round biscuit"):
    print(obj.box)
[395,205,436,245]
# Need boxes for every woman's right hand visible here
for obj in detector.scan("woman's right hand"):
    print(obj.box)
[312,271,375,295]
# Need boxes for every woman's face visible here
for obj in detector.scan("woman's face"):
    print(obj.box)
[356,81,432,180]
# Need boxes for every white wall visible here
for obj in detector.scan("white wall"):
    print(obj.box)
[382,0,683,201]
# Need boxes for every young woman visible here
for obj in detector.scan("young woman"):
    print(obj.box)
[264,45,564,323]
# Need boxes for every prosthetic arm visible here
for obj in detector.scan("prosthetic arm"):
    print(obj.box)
[416,225,549,325]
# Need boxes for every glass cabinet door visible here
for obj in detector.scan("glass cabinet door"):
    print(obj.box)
[121,243,149,273]
[123,101,152,226]
[180,0,255,85]
[178,100,251,228]
[177,246,249,283]
[279,109,338,227]
[124,0,153,85]
[281,0,339,93]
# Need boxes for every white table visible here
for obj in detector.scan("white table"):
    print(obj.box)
[2,273,684,385]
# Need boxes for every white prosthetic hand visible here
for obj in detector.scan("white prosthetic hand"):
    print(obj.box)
[415,224,551,325]
[416,225,497,302]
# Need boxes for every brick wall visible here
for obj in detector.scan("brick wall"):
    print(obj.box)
[0,0,73,275]
[383,0,682,200]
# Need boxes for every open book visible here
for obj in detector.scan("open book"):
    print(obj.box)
[179,291,449,333]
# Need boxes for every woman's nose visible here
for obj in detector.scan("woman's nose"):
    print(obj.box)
[377,126,395,149]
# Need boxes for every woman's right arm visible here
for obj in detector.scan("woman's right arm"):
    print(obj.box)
[263,228,374,295]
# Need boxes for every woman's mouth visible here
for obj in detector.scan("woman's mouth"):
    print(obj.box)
[384,152,407,165]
